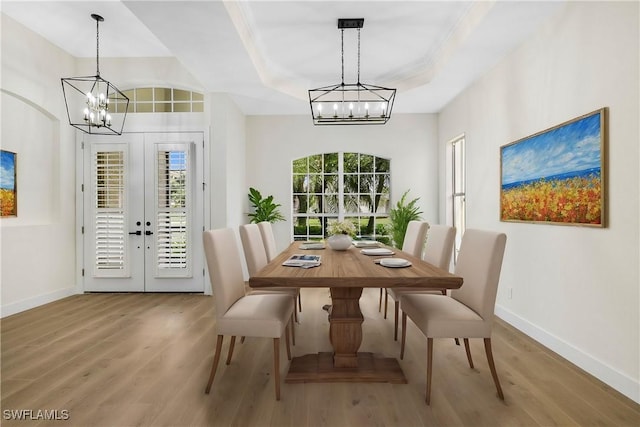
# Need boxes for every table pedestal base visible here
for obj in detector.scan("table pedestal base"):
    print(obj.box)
[285,352,407,384]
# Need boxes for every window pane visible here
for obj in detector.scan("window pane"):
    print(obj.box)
[344,153,358,173]
[173,89,191,101]
[154,88,172,101]
[324,153,338,173]
[343,174,358,192]
[308,217,323,236]
[192,102,204,113]
[360,154,374,173]
[136,88,153,102]
[359,195,372,213]
[375,157,390,172]
[192,92,204,101]
[295,194,309,213]
[173,103,191,112]
[309,154,322,173]
[324,195,338,213]
[292,158,307,172]
[359,174,374,193]
[344,195,358,213]
[324,174,338,193]
[375,194,390,213]
[292,174,306,193]
[309,174,323,192]
[308,194,321,213]
[136,103,153,113]
[154,103,172,113]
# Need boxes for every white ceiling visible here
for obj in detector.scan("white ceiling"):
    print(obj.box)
[1,0,565,115]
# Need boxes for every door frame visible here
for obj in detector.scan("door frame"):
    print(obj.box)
[75,127,210,294]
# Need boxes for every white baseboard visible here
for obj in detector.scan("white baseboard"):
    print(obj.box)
[495,304,640,404]
[1,287,78,318]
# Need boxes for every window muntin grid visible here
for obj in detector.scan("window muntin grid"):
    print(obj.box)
[111,87,204,113]
[292,152,391,243]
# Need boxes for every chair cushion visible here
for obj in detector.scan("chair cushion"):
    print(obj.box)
[217,293,293,338]
[400,293,491,338]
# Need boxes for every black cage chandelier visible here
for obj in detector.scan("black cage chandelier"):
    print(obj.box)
[309,18,396,126]
[61,14,129,135]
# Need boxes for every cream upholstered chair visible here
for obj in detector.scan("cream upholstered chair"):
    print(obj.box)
[399,229,507,404]
[239,223,299,342]
[385,225,456,340]
[258,221,302,314]
[379,220,429,316]
[203,228,293,400]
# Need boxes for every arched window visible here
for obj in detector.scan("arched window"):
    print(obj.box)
[292,152,391,243]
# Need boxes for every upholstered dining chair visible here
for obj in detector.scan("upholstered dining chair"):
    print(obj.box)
[239,223,300,343]
[385,225,456,340]
[258,221,303,314]
[379,220,429,317]
[399,229,507,404]
[203,228,293,400]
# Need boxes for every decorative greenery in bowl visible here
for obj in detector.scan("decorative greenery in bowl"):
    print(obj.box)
[326,219,356,237]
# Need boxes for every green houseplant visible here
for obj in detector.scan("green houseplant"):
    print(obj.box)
[389,190,423,249]
[247,187,285,223]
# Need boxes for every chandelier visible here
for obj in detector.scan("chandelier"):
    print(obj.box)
[61,14,129,135]
[309,18,396,126]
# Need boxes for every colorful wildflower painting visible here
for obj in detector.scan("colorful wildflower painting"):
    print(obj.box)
[500,108,606,226]
[1,150,17,217]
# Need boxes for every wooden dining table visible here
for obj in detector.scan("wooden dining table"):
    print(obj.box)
[249,241,463,384]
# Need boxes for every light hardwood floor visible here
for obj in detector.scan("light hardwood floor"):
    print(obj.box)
[1,289,639,427]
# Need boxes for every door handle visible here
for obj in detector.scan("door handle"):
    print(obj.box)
[129,231,142,236]
[145,230,154,235]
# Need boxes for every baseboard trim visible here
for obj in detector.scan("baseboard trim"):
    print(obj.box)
[1,287,78,318]
[495,304,639,404]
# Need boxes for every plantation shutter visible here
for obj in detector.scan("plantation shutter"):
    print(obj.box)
[153,143,193,277]
[91,145,130,277]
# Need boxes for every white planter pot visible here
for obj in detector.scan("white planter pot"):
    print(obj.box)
[327,234,352,250]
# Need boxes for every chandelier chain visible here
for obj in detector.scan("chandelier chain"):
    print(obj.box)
[340,29,345,85]
[95,17,100,76]
[357,28,361,84]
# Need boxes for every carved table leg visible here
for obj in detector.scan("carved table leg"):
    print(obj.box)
[329,287,364,368]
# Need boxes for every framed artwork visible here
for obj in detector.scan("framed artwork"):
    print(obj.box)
[1,149,17,217]
[500,108,606,227]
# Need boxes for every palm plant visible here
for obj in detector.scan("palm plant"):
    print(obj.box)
[247,187,285,223]
[389,190,423,248]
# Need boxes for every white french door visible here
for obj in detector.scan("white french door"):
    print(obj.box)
[82,132,204,292]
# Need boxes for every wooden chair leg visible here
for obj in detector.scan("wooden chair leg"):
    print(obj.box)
[290,313,296,346]
[454,338,460,345]
[298,292,302,312]
[292,297,298,323]
[285,323,291,361]
[273,337,281,401]
[226,336,236,365]
[378,288,383,312]
[463,338,474,369]
[400,312,407,360]
[484,338,504,400]
[240,336,246,344]
[384,291,389,319]
[394,300,400,341]
[426,338,433,405]
[205,335,224,394]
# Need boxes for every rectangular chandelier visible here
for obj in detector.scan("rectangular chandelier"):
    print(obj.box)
[309,82,396,125]
[308,18,396,126]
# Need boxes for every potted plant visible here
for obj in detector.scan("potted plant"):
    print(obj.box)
[326,219,356,250]
[247,187,285,223]
[389,190,423,249]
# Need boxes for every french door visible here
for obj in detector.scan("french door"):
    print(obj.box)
[82,132,204,292]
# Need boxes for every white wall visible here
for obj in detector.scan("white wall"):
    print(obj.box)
[245,114,439,251]
[438,2,639,402]
[1,15,77,315]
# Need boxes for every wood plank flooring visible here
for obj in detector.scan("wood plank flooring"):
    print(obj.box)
[1,288,639,426]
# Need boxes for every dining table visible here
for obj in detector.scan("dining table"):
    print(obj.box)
[249,241,463,384]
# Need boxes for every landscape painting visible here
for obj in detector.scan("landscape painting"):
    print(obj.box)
[500,108,606,226]
[1,150,17,217]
